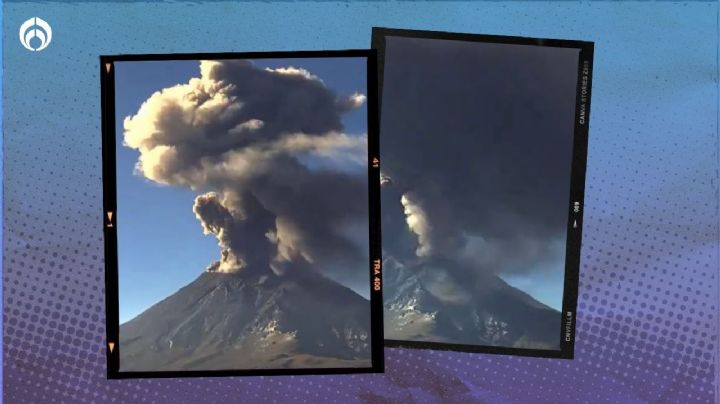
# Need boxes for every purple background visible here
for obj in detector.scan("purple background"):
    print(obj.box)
[2,1,718,403]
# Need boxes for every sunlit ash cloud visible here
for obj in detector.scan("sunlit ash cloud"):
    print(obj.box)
[400,193,432,257]
[123,60,368,278]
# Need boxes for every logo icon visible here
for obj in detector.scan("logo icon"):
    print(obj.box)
[19,17,52,52]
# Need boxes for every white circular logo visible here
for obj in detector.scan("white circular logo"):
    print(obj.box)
[19,17,52,52]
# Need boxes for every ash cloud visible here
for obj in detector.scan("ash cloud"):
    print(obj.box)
[399,193,432,257]
[123,60,368,284]
[380,36,580,277]
[193,192,276,273]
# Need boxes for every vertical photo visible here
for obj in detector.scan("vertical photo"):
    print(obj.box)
[101,51,383,377]
[373,28,593,357]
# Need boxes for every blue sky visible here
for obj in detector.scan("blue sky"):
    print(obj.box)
[114,58,368,323]
[499,241,566,311]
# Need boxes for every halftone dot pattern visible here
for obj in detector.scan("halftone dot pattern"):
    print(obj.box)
[2,2,718,403]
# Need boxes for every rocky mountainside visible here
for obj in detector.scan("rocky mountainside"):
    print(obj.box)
[383,256,561,349]
[119,267,372,371]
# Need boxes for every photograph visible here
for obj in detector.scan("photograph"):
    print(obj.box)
[101,51,383,377]
[373,28,593,357]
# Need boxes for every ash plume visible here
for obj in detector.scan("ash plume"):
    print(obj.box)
[400,193,432,257]
[193,191,276,273]
[380,36,581,278]
[123,60,369,281]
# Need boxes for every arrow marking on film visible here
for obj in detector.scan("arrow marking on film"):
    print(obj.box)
[105,63,112,73]
[108,342,115,353]
[107,211,114,227]
[573,220,577,228]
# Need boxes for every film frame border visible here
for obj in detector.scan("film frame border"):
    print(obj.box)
[372,27,595,359]
[100,49,384,379]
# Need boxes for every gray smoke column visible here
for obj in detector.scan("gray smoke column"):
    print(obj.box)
[193,191,276,273]
[123,60,368,278]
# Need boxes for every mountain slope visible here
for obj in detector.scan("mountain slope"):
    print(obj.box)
[119,267,372,371]
[383,257,562,349]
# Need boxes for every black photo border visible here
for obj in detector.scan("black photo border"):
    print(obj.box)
[100,49,384,379]
[372,27,594,359]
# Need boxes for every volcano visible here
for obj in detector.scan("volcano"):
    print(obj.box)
[119,267,372,371]
[383,256,562,349]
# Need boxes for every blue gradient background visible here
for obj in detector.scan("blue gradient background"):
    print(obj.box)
[2,1,718,403]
